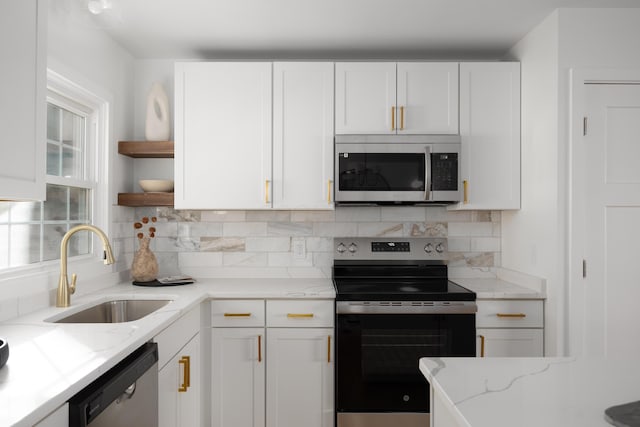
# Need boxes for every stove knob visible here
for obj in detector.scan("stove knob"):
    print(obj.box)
[337,243,346,253]
[435,243,445,253]
[424,243,433,253]
[348,243,358,253]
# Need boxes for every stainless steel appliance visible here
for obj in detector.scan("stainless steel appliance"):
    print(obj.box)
[69,342,158,427]
[333,238,476,427]
[334,135,460,205]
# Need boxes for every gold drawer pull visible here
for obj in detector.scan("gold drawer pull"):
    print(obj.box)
[178,356,190,392]
[400,106,405,130]
[478,334,485,357]
[496,313,527,318]
[224,312,252,317]
[328,180,333,204]
[287,313,314,318]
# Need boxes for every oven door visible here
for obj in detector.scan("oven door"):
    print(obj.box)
[336,312,475,419]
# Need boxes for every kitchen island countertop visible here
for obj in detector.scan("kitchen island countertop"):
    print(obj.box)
[420,356,640,427]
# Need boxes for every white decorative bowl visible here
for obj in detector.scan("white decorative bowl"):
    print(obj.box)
[139,179,174,192]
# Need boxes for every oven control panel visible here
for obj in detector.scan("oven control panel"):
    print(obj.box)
[371,241,410,252]
[334,237,447,261]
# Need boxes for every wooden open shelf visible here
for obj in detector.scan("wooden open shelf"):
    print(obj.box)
[118,192,174,207]
[118,140,174,158]
[117,140,175,206]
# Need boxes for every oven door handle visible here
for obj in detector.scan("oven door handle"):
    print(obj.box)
[336,301,477,314]
[424,146,431,201]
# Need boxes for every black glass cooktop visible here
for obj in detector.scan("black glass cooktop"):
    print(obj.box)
[333,261,476,302]
[333,279,475,301]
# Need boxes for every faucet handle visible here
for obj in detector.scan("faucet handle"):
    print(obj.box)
[70,273,78,294]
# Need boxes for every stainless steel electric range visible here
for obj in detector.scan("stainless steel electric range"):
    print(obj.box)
[333,237,477,427]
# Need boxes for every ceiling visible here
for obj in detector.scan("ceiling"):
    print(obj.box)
[80,0,640,59]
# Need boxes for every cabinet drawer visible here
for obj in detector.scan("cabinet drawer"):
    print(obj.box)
[476,300,543,328]
[212,299,265,327]
[154,304,201,369]
[267,300,334,327]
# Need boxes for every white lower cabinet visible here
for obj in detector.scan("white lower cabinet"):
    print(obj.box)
[155,306,202,427]
[476,328,543,357]
[159,333,201,427]
[211,299,334,427]
[476,299,544,357]
[266,328,334,427]
[211,327,265,427]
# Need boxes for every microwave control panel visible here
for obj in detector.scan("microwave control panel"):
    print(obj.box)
[431,153,458,191]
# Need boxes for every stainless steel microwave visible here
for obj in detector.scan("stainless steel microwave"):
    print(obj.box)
[334,135,461,205]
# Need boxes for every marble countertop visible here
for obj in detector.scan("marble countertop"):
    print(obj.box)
[452,278,544,299]
[452,268,547,299]
[0,278,334,426]
[420,357,640,427]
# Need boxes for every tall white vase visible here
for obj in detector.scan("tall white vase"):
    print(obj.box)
[145,82,170,141]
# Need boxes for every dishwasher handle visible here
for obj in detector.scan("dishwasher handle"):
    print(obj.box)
[68,342,158,426]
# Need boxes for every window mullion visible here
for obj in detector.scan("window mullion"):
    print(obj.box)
[39,200,44,263]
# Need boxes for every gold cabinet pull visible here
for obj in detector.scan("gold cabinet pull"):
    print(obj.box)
[287,313,314,318]
[400,106,405,130]
[265,180,270,204]
[258,335,262,363]
[327,180,333,204]
[391,106,396,130]
[478,335,485,357]
[496,313,527,318]
[327,335,331,363]
[463,180,469,204]
[224,312,252,317]
[178,356,190,392]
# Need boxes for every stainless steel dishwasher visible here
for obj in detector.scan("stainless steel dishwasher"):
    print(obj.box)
[68,342,158,427]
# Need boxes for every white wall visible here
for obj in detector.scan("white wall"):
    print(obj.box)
[47,1,136,199]
[504,11,561,356]
[504,8,640,356]
[132,60,175,188]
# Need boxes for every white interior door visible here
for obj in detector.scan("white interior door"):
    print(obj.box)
[581,83,640,357]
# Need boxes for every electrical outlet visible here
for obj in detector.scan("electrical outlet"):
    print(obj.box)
[292,238,306,260]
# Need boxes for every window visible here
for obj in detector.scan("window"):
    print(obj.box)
[0,72,104,270]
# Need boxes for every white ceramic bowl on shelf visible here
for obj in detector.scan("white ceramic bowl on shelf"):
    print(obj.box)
[139,179,174,192]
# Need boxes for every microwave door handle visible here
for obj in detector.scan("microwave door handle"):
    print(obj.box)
[425,147,431,200]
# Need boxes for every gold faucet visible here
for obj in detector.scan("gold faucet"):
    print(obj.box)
[56,224,116,307]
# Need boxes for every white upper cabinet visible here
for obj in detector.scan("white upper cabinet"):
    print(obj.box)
[175,62,334,210]
[0,0,46,200]
[396,62,459,134]
[174,62,272,209]
[335,62,458,135]
[272,62,334,209]
[451,62,521,210]
[335,62,396,134]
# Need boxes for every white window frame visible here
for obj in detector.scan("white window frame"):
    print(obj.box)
[0,69,110,280]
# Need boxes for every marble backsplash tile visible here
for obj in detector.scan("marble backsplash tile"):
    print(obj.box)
[129,206,501,279]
